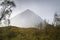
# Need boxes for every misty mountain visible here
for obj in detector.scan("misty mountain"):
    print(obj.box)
[10,9,43,28]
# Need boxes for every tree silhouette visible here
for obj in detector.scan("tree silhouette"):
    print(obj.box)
[54,12,60,26]
[0,0,16,26]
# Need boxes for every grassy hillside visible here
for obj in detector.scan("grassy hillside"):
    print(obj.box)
[0,25,60,40]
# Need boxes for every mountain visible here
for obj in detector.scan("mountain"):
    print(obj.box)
[10,9,43,28]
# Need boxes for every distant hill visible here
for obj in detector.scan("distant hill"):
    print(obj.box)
[0,25,60,40]
[10,9,44,28]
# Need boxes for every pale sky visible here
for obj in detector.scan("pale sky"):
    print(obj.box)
[10,0,60,24]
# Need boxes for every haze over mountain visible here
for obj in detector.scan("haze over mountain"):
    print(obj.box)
[10,9,43,28]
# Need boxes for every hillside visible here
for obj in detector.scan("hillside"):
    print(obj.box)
[10,9,43,27]
[0,25,60,40]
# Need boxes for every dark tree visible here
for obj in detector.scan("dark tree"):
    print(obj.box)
[0,0,16,26]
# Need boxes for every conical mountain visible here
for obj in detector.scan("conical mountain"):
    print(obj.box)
[10,9,43,28]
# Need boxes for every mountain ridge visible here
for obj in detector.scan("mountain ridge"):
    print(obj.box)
[10,9,43,27]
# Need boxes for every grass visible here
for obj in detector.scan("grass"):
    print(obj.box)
[0,25,60,40]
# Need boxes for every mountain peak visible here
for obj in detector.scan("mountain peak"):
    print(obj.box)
[26,9,30,11]
[24,9,33,13]
[20,9,35,16]
[11,9,43,27]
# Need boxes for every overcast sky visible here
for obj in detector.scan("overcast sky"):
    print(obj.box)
[10,0,60,24]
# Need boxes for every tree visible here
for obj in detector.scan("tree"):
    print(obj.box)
[54,12,60,26]
[0,0,16,26]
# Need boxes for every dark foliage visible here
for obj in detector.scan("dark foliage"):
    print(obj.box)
[0,25,60,40]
